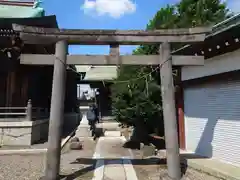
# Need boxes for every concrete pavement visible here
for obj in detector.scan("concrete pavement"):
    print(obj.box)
[92,136,138,180]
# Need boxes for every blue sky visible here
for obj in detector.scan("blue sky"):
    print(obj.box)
[42,0,176,55]
[42,0,239,55]
[41,0,239,92]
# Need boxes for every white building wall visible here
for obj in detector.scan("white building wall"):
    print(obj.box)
[184,80,240,167]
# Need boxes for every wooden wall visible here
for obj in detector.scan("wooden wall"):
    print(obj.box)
[97,82,113,117]
[26,65,53,109]
[0,72,7,107]
[0,61,78,113]
[65,70,78,112]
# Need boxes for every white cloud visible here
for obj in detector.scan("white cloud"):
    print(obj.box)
[81,0,136,18]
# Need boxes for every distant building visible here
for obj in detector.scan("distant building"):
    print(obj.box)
[76,65,117,118]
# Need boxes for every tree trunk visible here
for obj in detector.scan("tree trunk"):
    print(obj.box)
[130,121,149,145]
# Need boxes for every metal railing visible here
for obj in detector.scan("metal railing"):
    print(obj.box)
[0,99,49,121]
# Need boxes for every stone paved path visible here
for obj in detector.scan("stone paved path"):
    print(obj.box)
[60,111,96,180]
[92,135,221,180]
[92,136,138,180]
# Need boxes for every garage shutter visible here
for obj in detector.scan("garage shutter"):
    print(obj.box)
[184,79,240,167]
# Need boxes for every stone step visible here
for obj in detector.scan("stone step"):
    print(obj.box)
[96,122,120,131]
[75,126,92,137]
[104,131,121,137]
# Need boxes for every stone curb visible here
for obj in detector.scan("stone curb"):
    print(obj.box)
[0,128,77,155]
[104,130,121,137]
[61,126,79,149]
[183,160,239,180]
[158,150,239,180]
[0,148,47,155]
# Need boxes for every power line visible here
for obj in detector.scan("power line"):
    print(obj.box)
[53,53,166,111]
[42,49,164,116]
[47,52,170,85]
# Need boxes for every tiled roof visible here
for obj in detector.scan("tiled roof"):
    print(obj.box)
[0,15,58,43]
[76,65,117,81]
[0,5,44,18]
[76,65,92,72]
[0,0,44,18]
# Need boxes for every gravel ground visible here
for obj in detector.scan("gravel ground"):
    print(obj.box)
[0,154,46,180]
[131,149,220,180]
[0,138,97,180]
[1,134,220,180]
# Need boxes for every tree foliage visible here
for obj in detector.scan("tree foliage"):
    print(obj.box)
[177,0,231,27]
[111,0,231,134]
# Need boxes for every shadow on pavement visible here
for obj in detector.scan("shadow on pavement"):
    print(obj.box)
[72,157,167,166]
[60,157,166,179]
[180,153,208,176]
[60,152,210,179]
[60,165,95,180]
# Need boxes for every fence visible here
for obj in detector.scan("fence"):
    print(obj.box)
[0,99,49,121]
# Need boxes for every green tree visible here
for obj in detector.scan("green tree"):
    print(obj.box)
[177,0,230,27]
[111,0,231,139]
[112,6,177,136]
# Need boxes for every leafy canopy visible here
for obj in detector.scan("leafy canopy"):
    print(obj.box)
[111,0,231,133]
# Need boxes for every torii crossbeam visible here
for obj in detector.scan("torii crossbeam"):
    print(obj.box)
[12,24,211,180]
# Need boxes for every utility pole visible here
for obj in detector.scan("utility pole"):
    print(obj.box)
[44,40,68,180]
[159,42,181,180]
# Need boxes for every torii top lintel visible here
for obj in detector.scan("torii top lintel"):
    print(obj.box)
[12,24,212,45]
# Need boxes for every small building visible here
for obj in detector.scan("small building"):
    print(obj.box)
[0,0,57,110]
[76,65,117,119]
[176,14,240,167]
[0,1,79,146]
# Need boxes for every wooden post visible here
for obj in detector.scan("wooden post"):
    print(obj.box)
[159,42,181,179]
[110,44,120,78]
[45,108,48,116]
[44,40,67,180]
[26,99,32,121]
[109,44,119,56]
[37,108,41,119]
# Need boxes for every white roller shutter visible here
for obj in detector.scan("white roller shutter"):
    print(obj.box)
[184,79,240,167]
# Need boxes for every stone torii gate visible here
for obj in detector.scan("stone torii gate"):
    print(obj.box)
[12,24,211,180]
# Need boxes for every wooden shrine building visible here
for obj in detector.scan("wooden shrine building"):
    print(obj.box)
[0,1,79,147]
[0,1,78,116]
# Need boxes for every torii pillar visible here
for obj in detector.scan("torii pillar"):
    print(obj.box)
[160,42,181,179]
[45,40,68,180]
